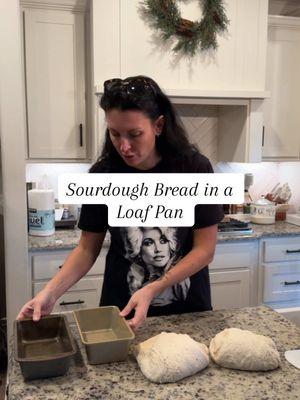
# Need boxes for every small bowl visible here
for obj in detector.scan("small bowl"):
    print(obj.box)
[73,306,135,365]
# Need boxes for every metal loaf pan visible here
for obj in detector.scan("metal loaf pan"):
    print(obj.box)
[14,314,76,380]
[73,306,135,364]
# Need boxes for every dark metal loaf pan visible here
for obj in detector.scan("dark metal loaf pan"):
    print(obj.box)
[73,306,135,364]
[14,314,76,380]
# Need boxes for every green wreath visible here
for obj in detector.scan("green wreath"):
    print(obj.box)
[140,0,230,56]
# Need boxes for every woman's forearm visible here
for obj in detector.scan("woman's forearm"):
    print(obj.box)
[43,246,96,300]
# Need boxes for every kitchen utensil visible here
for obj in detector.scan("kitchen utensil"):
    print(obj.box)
[284,349,300,369]
[73,306,135,365]
[14,315,76,380]
[250,196,276,224]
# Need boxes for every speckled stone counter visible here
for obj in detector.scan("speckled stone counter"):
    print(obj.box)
[28,228,110,251]
[28,221,300,250]
[8,306,300,400]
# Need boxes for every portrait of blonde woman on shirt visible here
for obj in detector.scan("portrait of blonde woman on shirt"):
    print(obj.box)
[123,227,190,306]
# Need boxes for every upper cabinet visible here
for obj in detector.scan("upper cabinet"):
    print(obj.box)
[92,0,268,95]
[263,16,300,161]
[91,0,268,163]
[22,3,89,160]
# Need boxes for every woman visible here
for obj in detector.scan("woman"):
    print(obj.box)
[17,76,224,330]
[125,227,190,306]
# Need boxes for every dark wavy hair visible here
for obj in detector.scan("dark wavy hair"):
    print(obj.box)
[90,75,198,172]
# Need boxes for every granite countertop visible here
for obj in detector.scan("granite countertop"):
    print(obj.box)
[28,228,110,251]
[8,306,300,400]
[28,221,300,251]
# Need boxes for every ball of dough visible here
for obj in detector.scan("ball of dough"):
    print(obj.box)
[135,332,209,383]
[209,328,280,371]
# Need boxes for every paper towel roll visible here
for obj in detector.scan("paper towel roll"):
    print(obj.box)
[28,189,55,236]
[28,189,54,210]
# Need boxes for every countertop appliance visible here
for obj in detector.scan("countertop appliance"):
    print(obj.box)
[218,218,253,235]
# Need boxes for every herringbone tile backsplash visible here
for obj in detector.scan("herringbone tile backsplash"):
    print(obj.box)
[176,104,218,164]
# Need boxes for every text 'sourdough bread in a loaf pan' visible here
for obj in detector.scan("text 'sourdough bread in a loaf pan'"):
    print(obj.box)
[209,328,280,371]
[135,332,209,383]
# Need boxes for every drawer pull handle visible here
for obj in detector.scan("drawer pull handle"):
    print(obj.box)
[79,123,83,147]
[286,249,300,254]
[59,300,85,306]
[283,280,300,286]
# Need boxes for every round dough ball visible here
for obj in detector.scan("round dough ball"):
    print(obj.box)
[209,328,280,371]
[135,332,209,383]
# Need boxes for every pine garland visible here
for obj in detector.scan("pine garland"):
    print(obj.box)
[140,0,230,56]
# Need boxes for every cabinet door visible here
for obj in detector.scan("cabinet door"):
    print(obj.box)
[32,248,106,280]
[262,17,300,160]
[24,9,86,159]
[263,262,300,303]
[94,0,268,92]
[209,269,250,310]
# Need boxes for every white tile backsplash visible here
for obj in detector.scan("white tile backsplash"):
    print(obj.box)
[26,163,90,199]
[278,162,300,212]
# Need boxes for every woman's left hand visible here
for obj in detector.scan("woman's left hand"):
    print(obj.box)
[120,285,156,331]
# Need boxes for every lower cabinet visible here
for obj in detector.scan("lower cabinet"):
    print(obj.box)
[260,236,300,309]
[210,269,251,310]
[29,246,108,322]
[28,239,260,319]
[209,240,259,310]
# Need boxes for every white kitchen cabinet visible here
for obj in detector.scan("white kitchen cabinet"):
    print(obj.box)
[259,236,300,308]
[262,16,300,161]
[92,0,268,94]
[29,246,107,322]
[23,7,88,160]
[209,241,259,310]
[209,269,251,310]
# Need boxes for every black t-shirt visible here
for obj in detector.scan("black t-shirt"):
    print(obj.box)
[78,152,224,316]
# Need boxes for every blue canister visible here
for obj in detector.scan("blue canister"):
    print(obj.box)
[28,189,55,236]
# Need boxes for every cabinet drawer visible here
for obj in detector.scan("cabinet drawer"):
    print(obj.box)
[209,269,250,310]
[263,263,300,302]
[263,237,300,262]
[32,249,107,280]
[210,241,257,270]
[33,276,103,311]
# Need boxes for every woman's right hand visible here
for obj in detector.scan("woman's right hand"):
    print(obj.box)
[16,289,56,321]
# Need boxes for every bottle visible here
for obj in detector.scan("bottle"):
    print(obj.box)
[243,189,252,214]
[62,205,70,220]
[28,175,55,236]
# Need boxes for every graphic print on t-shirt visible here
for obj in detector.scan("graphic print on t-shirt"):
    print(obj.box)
[122,227,191,306]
